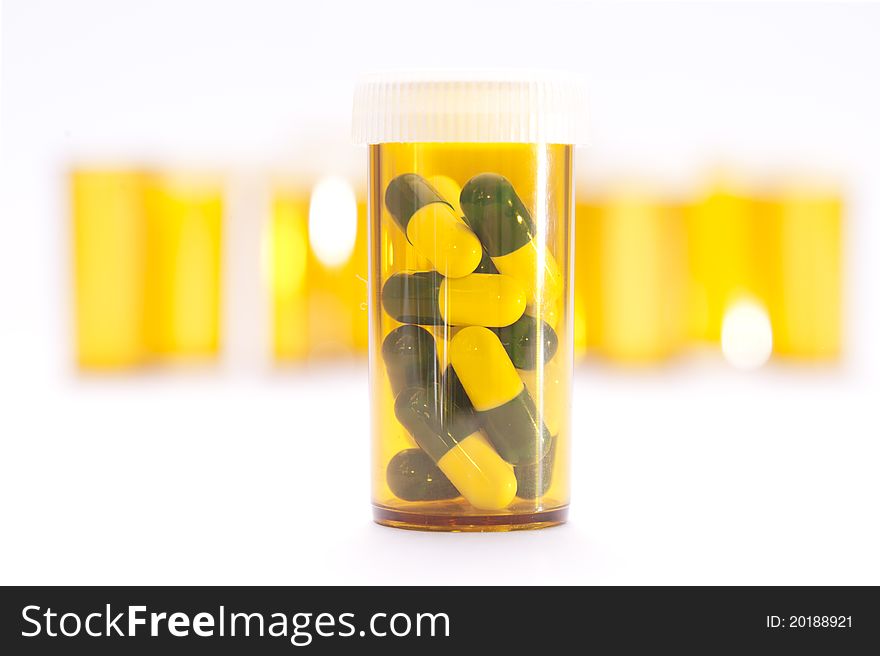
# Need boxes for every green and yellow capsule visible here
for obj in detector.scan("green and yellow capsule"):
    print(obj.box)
[460,173,562,316]
[446,352,555,498]
[427,176,500,274]
[382,271,526,328]
[385,173,482,278]
[381,325,438,397]
[386,448,460,501]
[514,435,556,499]
[427,175,463,217]
[442,365,474,416]
[492,314,558,370]
[449,326,552,466]
[395,385,516,511]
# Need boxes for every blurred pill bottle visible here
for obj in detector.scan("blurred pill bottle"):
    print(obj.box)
[685,178,766,343]
[760,181,843,359]
[269,184,310,361]
[577,186,687,363]
[577,183,686,365]
[354,72,584,531]
[144,173,223,360]
[71,169,149,369]
[269,176,368,362]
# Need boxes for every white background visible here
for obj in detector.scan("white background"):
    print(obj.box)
[1,0,878,584]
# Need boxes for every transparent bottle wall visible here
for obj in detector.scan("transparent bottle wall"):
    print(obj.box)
[369,143,573,531]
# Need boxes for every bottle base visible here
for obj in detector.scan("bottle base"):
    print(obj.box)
[372,505,568,532]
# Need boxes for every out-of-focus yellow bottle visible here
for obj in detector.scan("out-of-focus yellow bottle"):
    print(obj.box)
[270,186,310,361]
[762,183,843,359]
[144,174,223,358]
[305,178,367,358]
[71,169,148,369]
[685,179,765,342]
[269,178,368,361]
[579,187,687,363]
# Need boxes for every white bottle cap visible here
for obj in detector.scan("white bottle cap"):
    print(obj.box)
[352,70,586,145]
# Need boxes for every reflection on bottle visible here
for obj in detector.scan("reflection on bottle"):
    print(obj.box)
[721,298,773,370]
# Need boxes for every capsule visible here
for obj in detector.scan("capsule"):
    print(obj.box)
[381,325,438,397]
[395,385,516,510]
[382,271,526,327]
[449,326,551,466]
[492,314,558,370]
[427,175,463,217]
[460,173,562,314]
[385,173,482,278]
[442,365,474,416]
[514,435,556,499]
[386,448,461,501]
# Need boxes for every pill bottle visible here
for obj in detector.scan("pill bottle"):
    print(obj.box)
[144,173,224,359]
[353,73,584,531]
[685,177,765,343]
[270,177,368,362]
[577,186,687,364]
[761,180,843,360]
[70,168,148,370]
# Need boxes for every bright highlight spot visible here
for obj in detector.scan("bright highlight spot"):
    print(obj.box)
[721,300,773,370]
[308,176,358,268]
